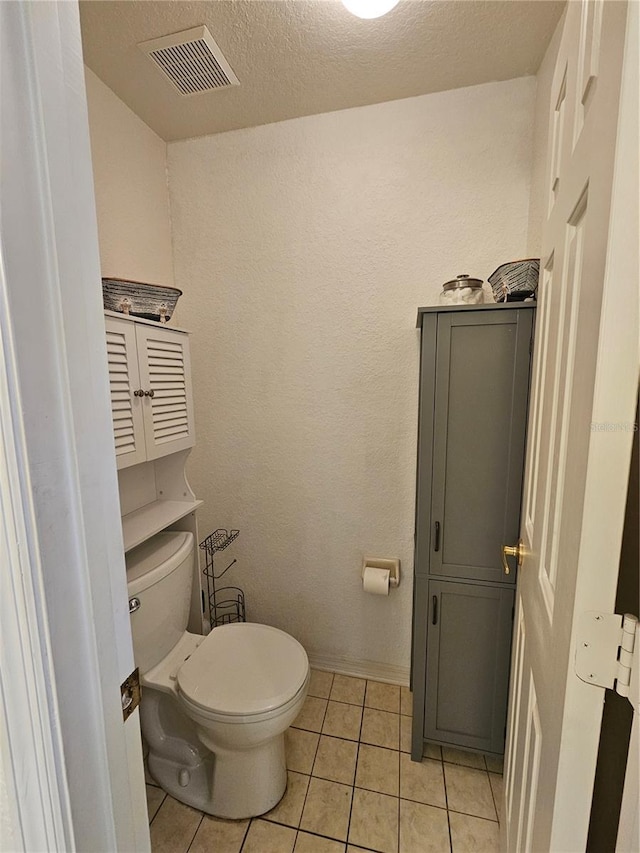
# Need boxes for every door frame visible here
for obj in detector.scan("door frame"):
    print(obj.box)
[0,3,149,850]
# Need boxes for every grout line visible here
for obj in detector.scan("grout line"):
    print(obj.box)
[397,751,401,853]
[184,812,204,853]
[296,728,322,832]
[343,711,367,849]
[486,768,500,823]
[148,792,166,826]
[442,760,454,853]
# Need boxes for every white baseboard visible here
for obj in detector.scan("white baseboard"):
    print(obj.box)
[307,653,410,687]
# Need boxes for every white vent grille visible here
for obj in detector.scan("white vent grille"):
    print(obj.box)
[106,330,136,455]
[145,338,190,444]
[138,26,239,96]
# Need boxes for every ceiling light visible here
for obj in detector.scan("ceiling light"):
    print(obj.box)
[342,0,400,19]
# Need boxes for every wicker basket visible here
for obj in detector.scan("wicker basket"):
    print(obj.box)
[102,278,182,322]
[488,259,540,302]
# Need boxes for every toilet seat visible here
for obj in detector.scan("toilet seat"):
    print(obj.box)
[177,623,308,718]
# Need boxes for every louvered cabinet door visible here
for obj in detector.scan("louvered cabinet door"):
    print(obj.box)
[135,325,195,460]
[105,316,147,468]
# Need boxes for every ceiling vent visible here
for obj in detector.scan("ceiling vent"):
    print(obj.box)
[138,26,239,96]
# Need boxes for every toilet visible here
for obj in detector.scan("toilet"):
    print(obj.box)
[125,530,309,819]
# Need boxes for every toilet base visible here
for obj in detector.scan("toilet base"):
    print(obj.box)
[147,732,288,820]
[208,733,287,819]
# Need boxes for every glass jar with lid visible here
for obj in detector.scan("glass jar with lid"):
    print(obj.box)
[439,274,484,305]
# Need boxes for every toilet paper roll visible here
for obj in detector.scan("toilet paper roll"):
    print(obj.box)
[363,566,390,596]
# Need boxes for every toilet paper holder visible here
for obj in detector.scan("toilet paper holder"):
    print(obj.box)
[362,557,401,588]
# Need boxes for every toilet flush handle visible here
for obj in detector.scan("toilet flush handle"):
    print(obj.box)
[129,597,141,613]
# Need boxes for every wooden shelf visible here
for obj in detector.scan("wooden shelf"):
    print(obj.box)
[122,499,203,552]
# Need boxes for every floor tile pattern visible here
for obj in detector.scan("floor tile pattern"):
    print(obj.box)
[147,670,503,852]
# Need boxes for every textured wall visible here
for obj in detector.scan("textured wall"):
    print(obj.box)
[84,67,175,287]
[168,78,536,673]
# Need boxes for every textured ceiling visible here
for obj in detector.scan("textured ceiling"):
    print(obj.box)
[79,0,564,141]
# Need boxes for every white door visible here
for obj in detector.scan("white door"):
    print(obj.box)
[1,3,149,850]
[504,2,638,851]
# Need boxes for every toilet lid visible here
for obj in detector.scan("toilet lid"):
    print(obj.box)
[177,623,309,716]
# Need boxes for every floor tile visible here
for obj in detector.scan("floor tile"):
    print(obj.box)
[489,773,503,823]
[308,669,334,699]
[360,708,399,750]
[242,819,296,853]
[295,832,347,852]
[423,743,442,761]
[400,687,412,717]
[449,811,500,852]
[355,744,399,796]
[322,701,363,741]
[146,784,165,823]
[293,696,328,733]
[484,754,504,774]
[400,717,411,754]
[442,747,485,770]
[188,813,249,853]
[399,799,450,853]
[348,788,399,853]
[330,675,366,706]
[313,735,358,785]
[400,753,446,809]
[444,764,496,821]
[300,777,353,842]
[365,681,400,714]
[264,771,309,828]
[149,795,201,853]
[286,728,320,774]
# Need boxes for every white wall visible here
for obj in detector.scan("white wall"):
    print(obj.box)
[85,68,174,288]
[168,78,536,675]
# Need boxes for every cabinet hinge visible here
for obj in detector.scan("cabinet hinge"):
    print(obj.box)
[120,668,141,722]
[575,612,638,697]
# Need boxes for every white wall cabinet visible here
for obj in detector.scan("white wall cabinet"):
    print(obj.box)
[105,312,195,470]
[106,311,205,632]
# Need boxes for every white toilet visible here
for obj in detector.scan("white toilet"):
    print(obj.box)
[125,530,309,819]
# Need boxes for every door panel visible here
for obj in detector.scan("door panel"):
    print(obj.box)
[430,311,533,584]
[105,316,146,469]
[424,580,514,753]
[136,325,195,460]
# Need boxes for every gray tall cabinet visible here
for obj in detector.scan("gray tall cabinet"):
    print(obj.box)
[411,304,535,761]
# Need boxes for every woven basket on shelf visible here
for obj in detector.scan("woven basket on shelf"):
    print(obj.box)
[488,259,540,302]
[102,278,182,322]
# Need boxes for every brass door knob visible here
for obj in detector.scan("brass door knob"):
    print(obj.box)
[502,539,524,575]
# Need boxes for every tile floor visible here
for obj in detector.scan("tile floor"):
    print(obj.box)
[146,670,504,853]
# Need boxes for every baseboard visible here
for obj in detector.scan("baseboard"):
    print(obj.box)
[307,653,410,687]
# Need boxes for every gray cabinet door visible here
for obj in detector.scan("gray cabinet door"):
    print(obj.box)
[428,310,532,584]
[424,580,514,754]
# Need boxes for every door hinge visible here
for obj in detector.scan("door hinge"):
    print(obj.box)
[120,667,141,722]
[575,612,638,697]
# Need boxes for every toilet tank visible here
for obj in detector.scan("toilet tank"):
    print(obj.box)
[125,531,194,674]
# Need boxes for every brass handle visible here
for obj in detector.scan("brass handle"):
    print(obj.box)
[502,539,524,575]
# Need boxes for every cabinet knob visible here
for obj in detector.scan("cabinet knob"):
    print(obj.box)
[502,539,524,575]
[133,389,144,397]
[144,389,155,398]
